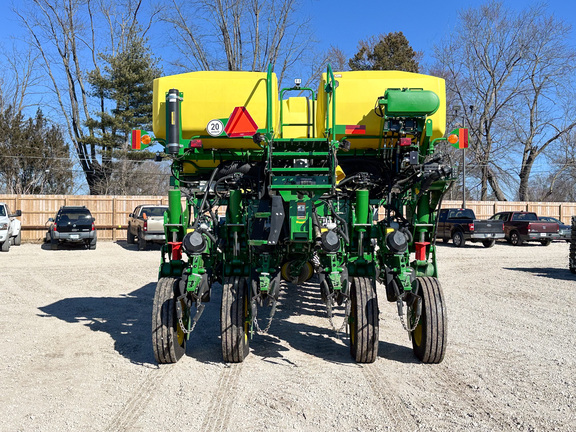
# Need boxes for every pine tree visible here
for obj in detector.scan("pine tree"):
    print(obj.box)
[349,32,420,72]
[86,33,162,194]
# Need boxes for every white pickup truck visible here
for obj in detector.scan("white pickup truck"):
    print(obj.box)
[0,203,22,252]
[126,205,168,250]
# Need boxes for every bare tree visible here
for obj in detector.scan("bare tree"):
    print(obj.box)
[433,1,556,201]
[164,0,312,84]
[15,0,159,194]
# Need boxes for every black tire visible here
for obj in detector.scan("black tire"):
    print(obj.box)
[570,217,576,274]
[152,277,186,364]
[88,235,97,250]
[14,231,21,246]
[138,229,147,251]
[482,239,495,248]
[451,231,465,247]
[1,239,9,252]
[540,239,551,246]
[349,276,379,363]
[50,237,58,250]
[221,276,250,363]
[411,277,447,364]
[510,231,523,246]
[127,224,135,244]
[442,237,450,244]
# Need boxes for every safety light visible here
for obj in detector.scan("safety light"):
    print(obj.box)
[447,134,459,144]
[399,138,411,146]
[189,139,202,148]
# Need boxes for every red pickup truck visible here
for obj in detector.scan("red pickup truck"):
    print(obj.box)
[489,211,560,246]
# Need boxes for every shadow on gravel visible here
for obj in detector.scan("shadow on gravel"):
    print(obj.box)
[503,267,576,281]
[114,240,163,252]
[38,282,157,366]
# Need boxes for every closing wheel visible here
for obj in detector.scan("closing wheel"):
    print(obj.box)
[221,276,250,363]
[281,261,313,284]
[411,277,447,364]
[348,277,379,363]
[152,277,186,364]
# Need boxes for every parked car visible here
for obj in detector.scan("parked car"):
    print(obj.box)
[538,216,570,242]
[127,205,168,250]
[489,211,559,246]
[0,202,22,252]
[46,206,97,250]
[437,208,505,247]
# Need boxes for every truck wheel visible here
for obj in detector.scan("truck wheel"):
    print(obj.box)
[152,277,186,364]
[14,231,21,246]
[50,237,58,250]
[540,239,551,246]
[411,277,447,364]
[349,277,379,363]
[127,224,135,244]
[1,240,9,252]
[88,236,97,250]
[138,229,147,251]
[510,231,523,246]
[221,276,250,363]
[482,239,495,248]
[451,231,465,247]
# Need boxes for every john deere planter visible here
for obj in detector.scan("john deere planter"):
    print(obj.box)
[138,66,462,364]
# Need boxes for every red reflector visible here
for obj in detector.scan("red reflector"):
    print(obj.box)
[345,125,366,135]
[399,138,411,146]
[169,242,183,260]
[415,242,430,261]
[131,129,141,150]
[459,128,468,149]
[225,107,258,138]
[189,139,202,148]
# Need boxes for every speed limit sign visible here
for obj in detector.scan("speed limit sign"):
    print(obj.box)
[206,119,224,137]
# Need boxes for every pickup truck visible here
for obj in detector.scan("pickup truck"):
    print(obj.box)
[127,205,168,250]
[437,208,505,248]
[0,203,22,252]
[489,211,559,246]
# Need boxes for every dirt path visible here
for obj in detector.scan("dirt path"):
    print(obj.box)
[0,241,574,431]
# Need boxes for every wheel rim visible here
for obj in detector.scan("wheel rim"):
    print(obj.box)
[243,287,249,344]
[413,322,423,346]
[512,233,518,244]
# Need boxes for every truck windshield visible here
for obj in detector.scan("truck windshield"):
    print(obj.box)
[142,207,168,217]
[448,209,475,219]
[59,209,92,221]
[512,213,537,221]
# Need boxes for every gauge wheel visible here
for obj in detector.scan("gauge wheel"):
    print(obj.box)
[152,277,186,364]
[451,231,465,247]
[510,231,523,246]
[349,276,379,363]
[411,277,447,364]
[221,276,250,363]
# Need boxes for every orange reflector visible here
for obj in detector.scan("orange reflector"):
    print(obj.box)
[141,134,151,145]
[225,107,258,138]
[131,129,141,149]
[447,134,459,144]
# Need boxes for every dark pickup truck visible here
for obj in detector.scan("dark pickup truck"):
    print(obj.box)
[438,208,505,248]
[489,211,559,246]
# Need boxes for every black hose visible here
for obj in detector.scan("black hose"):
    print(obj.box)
[193,167,219,230]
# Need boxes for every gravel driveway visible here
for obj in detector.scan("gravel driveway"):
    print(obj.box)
[0,240,574,431]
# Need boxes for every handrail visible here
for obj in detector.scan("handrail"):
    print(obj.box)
[266,64,274,138]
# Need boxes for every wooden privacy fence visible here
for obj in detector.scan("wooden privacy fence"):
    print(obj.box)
[1,194,576,242]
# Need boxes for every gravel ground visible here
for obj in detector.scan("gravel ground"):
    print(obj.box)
[0,240,574,431]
